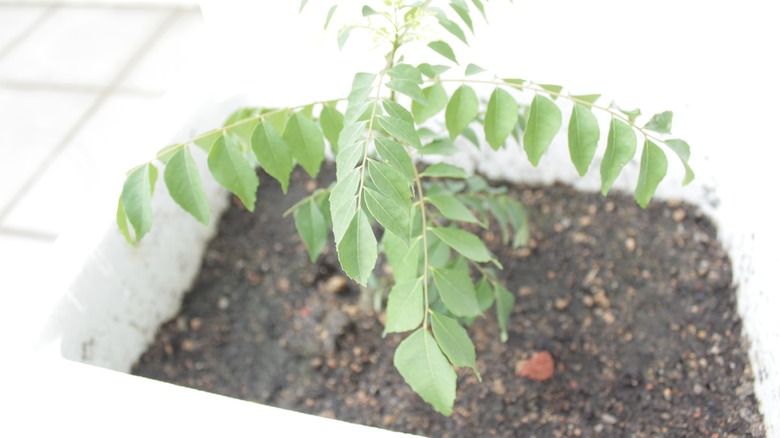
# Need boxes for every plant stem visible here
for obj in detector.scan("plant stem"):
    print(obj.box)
[414,164,432,330]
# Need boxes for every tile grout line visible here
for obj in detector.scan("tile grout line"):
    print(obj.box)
[0,5,57,60]
[0,8,182,225]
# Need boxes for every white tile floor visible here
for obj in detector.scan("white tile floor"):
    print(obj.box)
[0,2,204,281]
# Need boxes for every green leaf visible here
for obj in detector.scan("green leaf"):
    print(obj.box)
[611,101,641,123]
[283,113,325,178]
[567,103,600,176]
[503,78,526,86]
[324,5,338,29]
[377,115,421,149]
[365,188,411,242]
[417,63,450,78]
[208,135,258,211]
[361,5,378,16]
[539,83,563,97]
[600,118,637,195]
[330,169,360,243]
[368,160,412,207]
[121,163,158,242]
[450,0,474,32]
[193,131,220,153]
[418,139,458,156]
[294,199,328,262]
[494,285,515,342]
[348,72,376,101]
[336,209,377,285]
[335,121,366,179]
[431,311,479,378]
[461,127,480,148]
[299,0,309,13]
[394,328,457,416]
[464,63,485,75]
[445,85,479,139]
[427,40,458,64]
[664,139,695,185]
[337,26,352,50]
[427,195,480,224]
[484,88,519,150]
[635,139,668,208]
[375,137,415,183]
[644,110,673,134]
[469,0,486,19]
[431,227,492,263]
[432,9,468,44]
[505,199,529,248]
[523,95,562,166]
[384,233,420,282]
[155,143,182,164]
[485,197,509,244]
[388,63,423,84]
[384,277,425,334]
[412,83,448,124]
[164,148,210,225]
[264,109,289,134]
[319,103,344,151]
[432,267,481,317]
[116,197,133,244]
[475,278,494,312]
[574,94,601,105]
[386,79,427,104]
[251,121,293,193]
[421,163,467,178]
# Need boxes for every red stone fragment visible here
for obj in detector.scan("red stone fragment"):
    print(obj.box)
[516,351,555,381]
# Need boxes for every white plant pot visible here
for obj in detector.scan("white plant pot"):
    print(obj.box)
[14,1,779,436]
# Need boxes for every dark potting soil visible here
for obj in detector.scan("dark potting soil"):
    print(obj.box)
[133,164,764,437]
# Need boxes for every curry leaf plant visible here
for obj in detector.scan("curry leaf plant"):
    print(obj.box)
[118,0,694,416]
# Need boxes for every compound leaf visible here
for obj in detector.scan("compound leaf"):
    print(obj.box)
[330,169,360,243]
[431,311,479,378]
[494,285,515,342]
[664,139,695,185]
[384,277,425,334]
[412,83,448,124]
[600,118,637,195]
[294,199,327,262]
[445,85,479,139]
[431,227,492,263]
[644,111,673,134]
[283,112,325,178]
[421,163,467,178]
[567,103,600,176]
[375,137,414,183]
[394,328,457,416]
[427,40,458,64]
[121,163,158,242]
[427,195,480,224]
[635,139,668,208]
[365,187,411,242]
[164,147,210,225]
[251,121,293,193]
[320,103,344,152]
[432,267,481,317]
[336,209,377,285]
[208,135,258,211]
[484,88,519,150]
[523,95,562,166]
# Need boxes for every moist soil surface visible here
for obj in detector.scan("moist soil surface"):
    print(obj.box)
[133,164,764,437]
